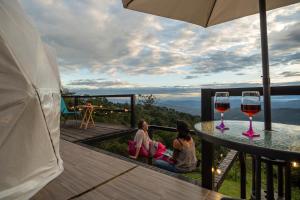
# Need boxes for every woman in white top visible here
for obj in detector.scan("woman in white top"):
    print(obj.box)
[130,119,158,159]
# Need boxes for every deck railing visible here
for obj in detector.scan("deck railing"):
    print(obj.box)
[62,94,136,128]
[62,86,300,197]
[200,85,300,197]
[201,85,300,122]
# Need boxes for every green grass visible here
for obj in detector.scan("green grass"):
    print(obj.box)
[219,159,300,200]
[183,171,201,180]
[220,178,300,200]
[219,179,246,198]
[219,173,253,199]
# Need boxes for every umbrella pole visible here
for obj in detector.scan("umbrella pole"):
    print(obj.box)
[259,0,272,131]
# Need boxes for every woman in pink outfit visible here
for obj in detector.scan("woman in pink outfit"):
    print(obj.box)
[130,119,165,159]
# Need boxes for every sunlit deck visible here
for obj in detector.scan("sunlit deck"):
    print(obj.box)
[31,140,225,200]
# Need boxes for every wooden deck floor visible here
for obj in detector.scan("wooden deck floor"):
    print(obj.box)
[60,120,131,142]
[32,140,225,200]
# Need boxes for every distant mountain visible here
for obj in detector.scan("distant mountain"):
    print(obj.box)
[157,99,300,125]
[157,98,300,110]
[215,108,300,126]
[273,100,300,109]
[156,99,200,115]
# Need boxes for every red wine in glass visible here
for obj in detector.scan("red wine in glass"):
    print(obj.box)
[215,102,230,113]
[241,104,261,117]
[215,92,230,130]
[241,91,261,137]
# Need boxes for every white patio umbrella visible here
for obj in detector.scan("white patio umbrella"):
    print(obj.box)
[0,0,63,199]
[122,0,300,130]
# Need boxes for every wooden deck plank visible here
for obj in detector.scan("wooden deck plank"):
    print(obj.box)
[76,166,224,200]
[60,121,130,142]
[60,134,78,142]
[60,128,125,142]
[31,140,136,200]
[60,129,89,140]
[32,122,227,200]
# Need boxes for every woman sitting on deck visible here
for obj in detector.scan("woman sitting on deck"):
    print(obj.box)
[129,119,165,159]
[154,120,197,173]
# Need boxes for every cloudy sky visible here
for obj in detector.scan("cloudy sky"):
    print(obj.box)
[20,0,300,97]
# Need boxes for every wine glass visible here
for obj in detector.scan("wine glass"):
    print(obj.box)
[241,91,261,137]
[215,92,230,130]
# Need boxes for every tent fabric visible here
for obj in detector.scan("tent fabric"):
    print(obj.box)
[123,0,299,27]
[0,0,63,199]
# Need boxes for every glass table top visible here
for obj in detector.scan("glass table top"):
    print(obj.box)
[194,120,300,156]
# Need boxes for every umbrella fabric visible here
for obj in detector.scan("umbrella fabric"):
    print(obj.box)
[0,0,63,199]
[123,0,299,27]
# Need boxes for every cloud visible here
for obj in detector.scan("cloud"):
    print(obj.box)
[235,72,245,76]
[67,78,136,88]
[20,0,300,81]
[270,22,300,52]
[184,75,198,79]
[67,78,300,97]
[20,0,150,72]
[280,71,300,77]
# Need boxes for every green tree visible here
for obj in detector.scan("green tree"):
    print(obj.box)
[138,94,156,109]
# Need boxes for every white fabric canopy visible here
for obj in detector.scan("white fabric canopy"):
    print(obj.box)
[0,0,63,199]
[123,0,299,27]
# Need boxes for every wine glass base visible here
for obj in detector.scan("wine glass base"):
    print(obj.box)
[242,132,260,138]
[216,125,229,130]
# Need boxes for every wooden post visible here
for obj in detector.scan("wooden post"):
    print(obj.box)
[201,140,214,190]
[201,89,214,121]
[266,162,274,200]
[251,157,256,199]
[130,95,136,128]
[201,88,214,190]
[285,163,291,200]
[239,152,246,199]
[278,165,284,198]
[255,156,261,199]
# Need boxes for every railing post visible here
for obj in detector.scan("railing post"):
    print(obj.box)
[201,88,214,190]
[251,156,256,199]
[278,165,284,198]
[201,89,214,121]
[130,94,136,128]
[285,163,291,200]
[201,140,214,190]
[255,156,262,199]
[266,162,274,200]
[239,152,246,199]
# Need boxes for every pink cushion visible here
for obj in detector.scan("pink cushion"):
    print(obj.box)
[128,140,149,157]
[153,142,167,158]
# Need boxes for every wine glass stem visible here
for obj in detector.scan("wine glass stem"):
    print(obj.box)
[221,112,224,125]
[249,116,253,133]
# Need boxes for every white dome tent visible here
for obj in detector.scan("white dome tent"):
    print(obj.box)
[0,0,63,199]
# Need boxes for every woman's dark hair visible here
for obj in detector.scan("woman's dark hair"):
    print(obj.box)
[176,120,191,141]
[138,119,146,129]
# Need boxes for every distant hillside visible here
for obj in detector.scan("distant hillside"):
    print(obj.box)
[215,108,300,125]
[157,99,300,125]
[157,100,200,115]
